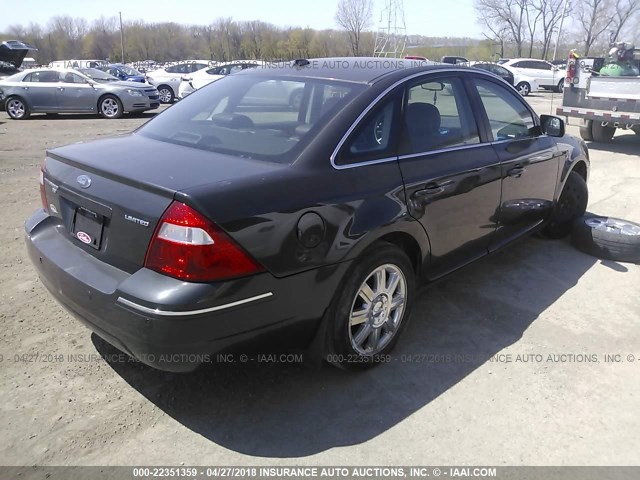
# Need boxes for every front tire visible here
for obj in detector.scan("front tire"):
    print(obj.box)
[542,171,588,239]
[99,95,123,119]
[157,85,175,104]
[6,96,30,120]
[592,122,615,143]
[516,82,531,96]
[326,242,415,371]
[556,80,565,93]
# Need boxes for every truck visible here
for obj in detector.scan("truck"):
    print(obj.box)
[556,43,640,142]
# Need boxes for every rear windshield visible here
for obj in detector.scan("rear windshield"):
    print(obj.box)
[138,74,363,163]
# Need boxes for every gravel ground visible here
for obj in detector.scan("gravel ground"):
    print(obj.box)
[0,94,639,467]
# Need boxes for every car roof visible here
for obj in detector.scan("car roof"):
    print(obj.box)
[506,58,551,63]
[237,57,446,84]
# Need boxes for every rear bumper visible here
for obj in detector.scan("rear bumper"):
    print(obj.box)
[26,209,350,372]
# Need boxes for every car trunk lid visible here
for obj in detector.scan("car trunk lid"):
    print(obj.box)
[42,133,285,273]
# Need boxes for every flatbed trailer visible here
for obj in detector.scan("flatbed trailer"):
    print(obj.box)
[556,50,640,142]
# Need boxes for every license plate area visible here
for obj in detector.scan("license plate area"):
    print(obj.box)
[72,207,104,250]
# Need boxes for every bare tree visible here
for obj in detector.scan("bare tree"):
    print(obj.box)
[577,0,615,55]
[609,0,640,43]
[474,0,528,57]
[532,0,568,59]
[335,0,373,56]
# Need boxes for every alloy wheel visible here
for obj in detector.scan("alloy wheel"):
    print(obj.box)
[348,263,407,355]
[159,88,173,103]
[7,99,25,119]
[101,98,119,118]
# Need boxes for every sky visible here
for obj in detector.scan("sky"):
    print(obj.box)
[0,0,484,38]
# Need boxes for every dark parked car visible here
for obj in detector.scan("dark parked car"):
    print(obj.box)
[441,56,469,65]
[472,62,515,85]
[26,58,590,372]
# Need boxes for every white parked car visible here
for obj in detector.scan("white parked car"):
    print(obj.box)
[502,58,565,92]
[145,60,213,103]
[177,60,265,99]
[511,71,540,97]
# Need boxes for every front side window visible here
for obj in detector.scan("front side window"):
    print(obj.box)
[138,75,362,164]
[61,72,88,84]
[401,76,480,155]
[473,78,536,141]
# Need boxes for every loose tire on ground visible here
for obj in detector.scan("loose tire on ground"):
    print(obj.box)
[326,242,416,370]
[591,121,615,143]
[571,215,640,263]
[579,120,594,141]
[541,171,588,239]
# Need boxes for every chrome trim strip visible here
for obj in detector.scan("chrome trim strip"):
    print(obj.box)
[329,67,503,170]
[116,292,273,317]
[398,142,485,160]
[331,156,398,170]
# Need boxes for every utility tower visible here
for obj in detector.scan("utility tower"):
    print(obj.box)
[373,0,408,58]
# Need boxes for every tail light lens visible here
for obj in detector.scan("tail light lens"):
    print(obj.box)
[144,201,264,282]
[39,160,48,212]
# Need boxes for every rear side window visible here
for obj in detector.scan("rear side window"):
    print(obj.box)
[344,97,398,160]
[400,77,480,155]
[23,71,60,83]
[473,79,536,141]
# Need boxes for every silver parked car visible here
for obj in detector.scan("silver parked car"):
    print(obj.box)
[0,68,160,119]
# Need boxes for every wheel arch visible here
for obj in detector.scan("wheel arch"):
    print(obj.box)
[96,92,121,109]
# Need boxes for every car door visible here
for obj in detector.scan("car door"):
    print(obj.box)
[57,72,98,112]
[396,74,502,278]
[469,77,562,250]
[21,70,62,111]
[532,61,554,87]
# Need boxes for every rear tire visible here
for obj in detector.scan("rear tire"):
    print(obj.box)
[571,215,640,263]
[579,120,594,141]
[632,125,640,136]
[591,122,615,143]
[516,82,531,96]
[542,171,588,239]
[326,242,415,371]
[556,80,564,93]
[5,96,30,120]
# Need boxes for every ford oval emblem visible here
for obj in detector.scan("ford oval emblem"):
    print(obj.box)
[77,175,92,189]
[76,231,92,244]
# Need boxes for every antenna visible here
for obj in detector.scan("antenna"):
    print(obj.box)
[373,0,408,58]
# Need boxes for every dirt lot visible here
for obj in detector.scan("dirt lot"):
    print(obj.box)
[1,94,639,467]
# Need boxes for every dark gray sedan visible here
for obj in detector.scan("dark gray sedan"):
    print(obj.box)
[0,68,160,119]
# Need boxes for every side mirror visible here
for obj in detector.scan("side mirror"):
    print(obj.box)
[540,115,565,137]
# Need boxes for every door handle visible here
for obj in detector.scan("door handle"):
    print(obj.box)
[412,180,454,198]
[58,87,65,91]
[507,166,526,178]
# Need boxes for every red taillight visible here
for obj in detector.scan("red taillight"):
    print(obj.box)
[39,160,48,212]
[144,201,264,282]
